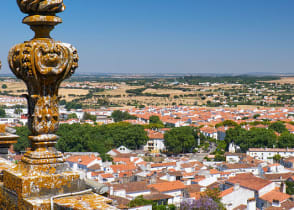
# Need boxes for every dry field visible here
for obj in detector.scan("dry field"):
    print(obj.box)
[143,88,184,95]
[59,88,89,101]
[0,81,25,93]
[0,80,89,101]
[0,80,248,107]
[262,77,294,84]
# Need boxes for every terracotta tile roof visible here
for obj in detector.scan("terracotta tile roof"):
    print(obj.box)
[200,126,217,134]
[66,155,100,166]
[112,181,149,193]
[222,163,257,169]
[151,162,176,168]
[189,192,202,200]
[192,176,206,183]
[220,187,234,197]
[100,173,114,179]
[260,190,290,203]
[226,173,272,191]
[232,204,247,210]
[207,181,222,190]
[145,129,164,139]
[143,193,173,201]
[88,164,101,171]
[183,172,197,177]
[168,171,182,177]
[181,162,197,168]
[109,195,130,209]
[119,171,133,178]
[210,169,221,174]
[91,171,103,177]
[265,200,294,210]
[263,173,293,181]
[110,163,136,173]
[186,184,201,193]
[148,180,186,192]
[113,157,130,163]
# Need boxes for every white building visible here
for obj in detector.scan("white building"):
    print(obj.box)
[107,146,133,157]
[144,130,165,153]
[247,148,294,163]
[221,184,255,210]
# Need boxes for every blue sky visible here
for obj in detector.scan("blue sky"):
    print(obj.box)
[0,0,294,74]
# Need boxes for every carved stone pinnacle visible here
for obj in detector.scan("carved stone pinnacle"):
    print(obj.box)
[9,0,79,165]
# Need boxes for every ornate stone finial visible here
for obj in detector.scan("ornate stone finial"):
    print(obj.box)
[17,0,66,38]
[17,0,65,14]
[8,0,79,165]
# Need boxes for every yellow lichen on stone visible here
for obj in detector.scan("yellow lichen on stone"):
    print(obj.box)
[54,193,117,210]
[0,125,5,133]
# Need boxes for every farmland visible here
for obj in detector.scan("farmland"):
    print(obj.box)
[0,75,293,108]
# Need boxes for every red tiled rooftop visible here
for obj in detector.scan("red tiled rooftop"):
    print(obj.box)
[260,190,290,203]
[148,180,186,192]
[226,173,272,191]
[151,162,176,168]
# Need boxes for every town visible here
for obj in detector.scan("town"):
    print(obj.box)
[1,0,294,209]
[0,77,294,209]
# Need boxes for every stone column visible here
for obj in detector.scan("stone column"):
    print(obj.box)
[9,0,78,166]
[0,1,86,209]
[0,2,116,209]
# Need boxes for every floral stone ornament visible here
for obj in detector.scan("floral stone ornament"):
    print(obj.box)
[9,0,78,165]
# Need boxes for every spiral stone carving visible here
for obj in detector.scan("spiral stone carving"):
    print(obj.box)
[17,0,65,14]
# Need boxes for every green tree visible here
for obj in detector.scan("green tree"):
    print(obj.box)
[14,108,22,115]
[269,121,287,134]
[164,126,197,154]
[97,122,148,150]
[128,196,152,208]
[57,124,93,153]
[0,108,5,118]
[149,115,162,124]
[65,102,82,110]
[111,110,136,122]
[286,181,294,195]
[246,128,277,150]
[59,99,66,105]
[83,112,96,121]
[153,204,176,210]
[144,123,164,129]
[67,113,78,119]
[205,188,226,210]
[214,154,225,161]
[56,122,148,157]
[225,126,277,152]
[253,114,260,119]
[1,84,7,89]
[215,120,238,128]
[278,132,294,148]
[138,104,145,109]
[273,154,282,163]
[14,126,30,152]
[97,98,110,106]
[224,126,247,148]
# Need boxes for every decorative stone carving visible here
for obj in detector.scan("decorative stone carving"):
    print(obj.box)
[8,0,78,165]
[17,0,65,14]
